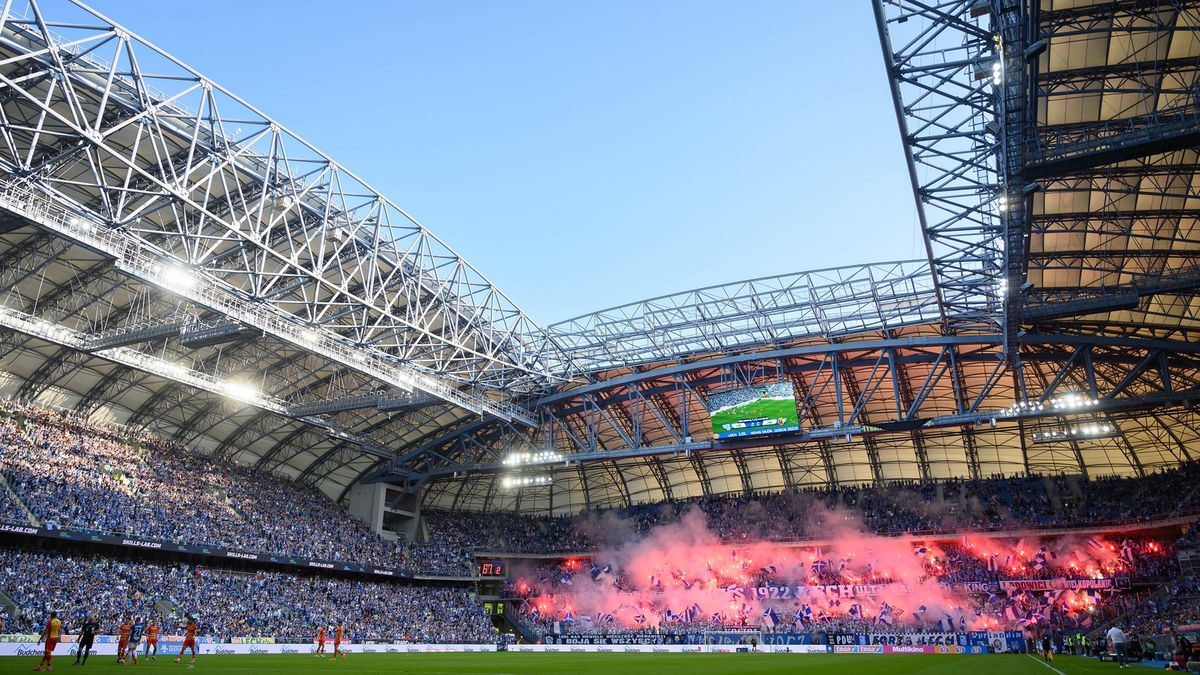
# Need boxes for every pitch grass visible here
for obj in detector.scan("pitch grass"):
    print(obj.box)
[0,653,1140,674]
[709,397,797,435]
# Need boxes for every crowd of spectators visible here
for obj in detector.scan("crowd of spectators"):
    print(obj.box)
[0,546,495,643]
[507,537,1178,601]
[423,511,589,554]
[1108,577,1200,638]
[502,533,1186,642]
[427,463,1200,554]
[5,399,1200,574]
[0,402,472,575]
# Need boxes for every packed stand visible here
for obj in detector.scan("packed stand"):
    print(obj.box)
[426,462,1200,554]
[0,545,494,643]
[0,402,471,576]
[423,510,590,554]
[500,529,1185,643]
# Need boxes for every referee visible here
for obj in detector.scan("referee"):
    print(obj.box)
[73,612,98,666]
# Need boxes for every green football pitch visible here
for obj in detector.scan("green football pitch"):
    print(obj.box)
[710,397,797,435]
[0,653,1137,674]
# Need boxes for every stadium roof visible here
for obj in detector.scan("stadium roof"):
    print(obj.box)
[0,0,1199,509]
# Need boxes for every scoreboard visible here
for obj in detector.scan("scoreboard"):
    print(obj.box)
[478,560,506,577]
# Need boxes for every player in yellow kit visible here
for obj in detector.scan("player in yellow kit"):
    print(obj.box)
[33,611,61,672]
[144,618,160,661]
[174,616,198,665]
[330,621,346,660]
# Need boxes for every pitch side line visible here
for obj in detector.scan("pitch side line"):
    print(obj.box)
[1026,653,1068,675]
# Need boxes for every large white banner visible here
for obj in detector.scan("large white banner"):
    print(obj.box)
[510,643,828,654]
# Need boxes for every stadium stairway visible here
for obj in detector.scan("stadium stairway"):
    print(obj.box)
[0,588,19,624]
[953,482,967,512]
[0,470,38,526]
[206,485,245,522]
[153,597,178,620]
[1042,476,1064,516]
[1171,482,1200,519]
[502,606,541,644]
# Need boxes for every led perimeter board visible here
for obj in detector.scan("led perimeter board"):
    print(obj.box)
[706,383,800,440]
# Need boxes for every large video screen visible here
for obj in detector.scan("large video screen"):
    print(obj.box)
[707,382,800,440]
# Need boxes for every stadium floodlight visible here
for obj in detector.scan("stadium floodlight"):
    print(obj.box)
[1030,423,1119,444]
[296,329,321,348]
[500,474,553,490]
[502,449,563,467]
[992,61,1003,86]
[221,380,260,404]
[160,265,197,292]
[1048,393,1099,411]
[67,215,95,233]
[1001,393,1100,417]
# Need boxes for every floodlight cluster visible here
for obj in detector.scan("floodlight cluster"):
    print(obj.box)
[1048,393,1101,410]
[66,214,96,233]
[502,450,562,467]
[1031,423,1116,442]
[221,380,260,403]
[158,265,196,291]
[1002,393,1100,416]
[125,354,262,405]
[500,474,553,489]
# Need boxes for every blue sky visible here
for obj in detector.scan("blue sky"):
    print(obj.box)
[106,0,920,324]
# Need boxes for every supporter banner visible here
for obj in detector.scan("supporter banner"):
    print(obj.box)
[999,579,1118,592]
[737,583,890,599]
[964,629,1024,653]
[547,633,690,645]
[946,581,1001,594]
[760,633,820,646]
[0,635,38,643]
[734,578,1119,599]
[863,633,959,646]
[516,644,828,654]
[0,522,413,581]
[677,632,818,646]
[987,631,1018,653]
[231,637,276,644]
